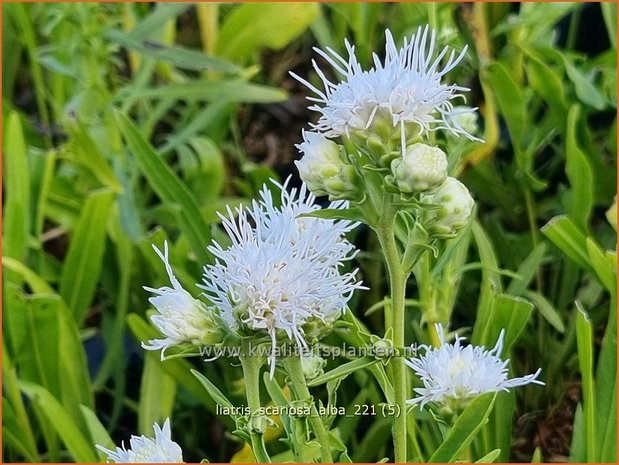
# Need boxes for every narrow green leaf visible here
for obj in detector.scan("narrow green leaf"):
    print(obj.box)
[79,405,114,459]
[217,3,319,62]
[126,314,235,429]
[507,242,547,296]
[127,3,192,40]
[299,207,365,223]
[524,290,565,333]
[471,221,503,343]
[565,105,594,230]
[139,356,177,435]
[2,257,55,294]
[107,29,239,74]
[18,381,97,462]
[59,189,114,324]
[66,122,123,193]
[3,112,30,267]
[475,448,501,463]
[429,393,497,462]
[114,111,211,264]
[483,62,526,151]
[594,287,617,462]
[190,369,236,416]
[585,237,615,292]
[601,3,617,48]
[125,80,287,104]
[563,57,606,110]
[575,302,595,463]
[541,215,595,276]
[307,357,379,387]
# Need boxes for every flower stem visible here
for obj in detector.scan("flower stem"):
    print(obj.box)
[283,356,333,463]
[239,346,271,463]
[375,201,409,463]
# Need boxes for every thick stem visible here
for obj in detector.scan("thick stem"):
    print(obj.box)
[239,345,271,463]
[375,204,409,463]
[283,356,333,463]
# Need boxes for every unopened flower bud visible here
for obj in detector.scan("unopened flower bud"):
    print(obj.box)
[300,352,327,381]
[391,143,448,193]
[295,131,356,199]
[422,177,474,235]
[451,106,479,136]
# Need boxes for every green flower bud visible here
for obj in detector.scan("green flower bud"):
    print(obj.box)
[421,177,474,235]
[391,143,448,193]
[300,352,327,381]
[295,131,357,199]
[451,106,479,136]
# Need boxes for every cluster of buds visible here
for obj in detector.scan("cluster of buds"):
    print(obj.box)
[293,27,479,239]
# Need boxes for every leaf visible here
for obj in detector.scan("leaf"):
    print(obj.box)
[298,207,365,223]
[471,221,503,343]
[66,122,123,193]
[59,189,114,324]
[217,3,319,62]
[139,356,177,435]
[2,257,55,294]
[191,369,237,418]
[585,237,615,292]
[3,112,30,270]
[524,290,565,333]
[114,111,212,265]
[475,449,501,463]
[4,290,93,421]
[565,105,594,230]
[79,405,114,459]
[506,242,547,296]
[307,357,379,387]
[601,3,617,48]
[483,62,526,152]
[428,393,497,462]
[575,302,595,463]
[523,47,567,115]
[562,56,606,110]
[18,381,98,462]
[127,3,192,40]
[125,80,287,104]
[126,314,235,429]
[107,29,239,74]
[541,215,597,279]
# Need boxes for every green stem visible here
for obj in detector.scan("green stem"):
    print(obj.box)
[283,356,333,463]
[239,345,271,464]
[375,201,409,463]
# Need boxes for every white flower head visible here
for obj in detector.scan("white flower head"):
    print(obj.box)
[391,142,448,192]
[199,177,365,374]
[142,242,225,358]
[96,418,183,463]
[406,325,544,410]
[295,130,357,199]
[291,26,480,155]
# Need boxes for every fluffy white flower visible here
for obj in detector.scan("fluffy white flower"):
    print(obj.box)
[406,326,543,409]
[291,26,479,154]
[142,242,224,357]
[391,143,448,192]
[96,418,183,463]
[199,178,364,373]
